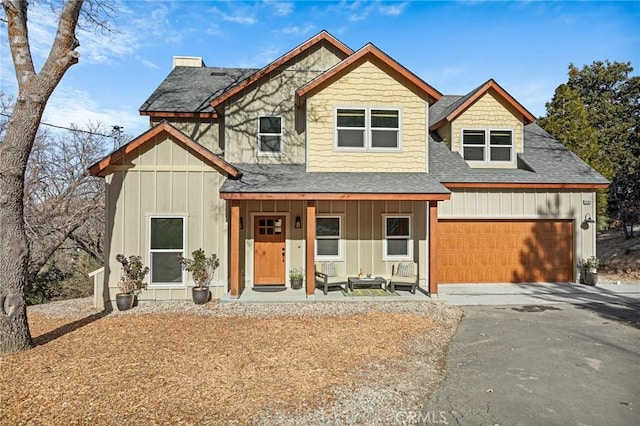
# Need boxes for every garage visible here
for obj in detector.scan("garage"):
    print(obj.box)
[437,219,574,283]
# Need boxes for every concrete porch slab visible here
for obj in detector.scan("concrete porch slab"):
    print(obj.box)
[220,286,431,303]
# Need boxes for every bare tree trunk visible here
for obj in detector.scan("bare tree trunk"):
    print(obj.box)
[0,0,84,354]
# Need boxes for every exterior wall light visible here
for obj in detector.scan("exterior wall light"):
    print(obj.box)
[295,216,302,229]
[581,213,596,230]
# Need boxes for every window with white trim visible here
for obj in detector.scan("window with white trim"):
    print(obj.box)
[258,116,282,154]
[336,108,400,150]
[315,216,342,260]
[149,217,185,285]
[384,216,412,260]
[336,109,365,148]
[462,129,513,163]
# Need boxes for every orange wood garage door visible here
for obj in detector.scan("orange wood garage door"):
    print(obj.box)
[438,220,574,283]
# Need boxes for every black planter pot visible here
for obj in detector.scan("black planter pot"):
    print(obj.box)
[290,278,303,290]
[192,287,210,304]
[584,271,598,286]
[116,293,134,311]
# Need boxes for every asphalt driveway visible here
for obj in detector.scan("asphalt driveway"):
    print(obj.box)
[422,302,640,425]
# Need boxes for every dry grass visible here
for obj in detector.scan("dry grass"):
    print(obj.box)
[597,227,640,282]
[0,303,460,425]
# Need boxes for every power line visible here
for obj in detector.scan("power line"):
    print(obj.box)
[0,112,121,138]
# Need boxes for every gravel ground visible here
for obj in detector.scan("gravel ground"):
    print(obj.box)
[1,298,462,425]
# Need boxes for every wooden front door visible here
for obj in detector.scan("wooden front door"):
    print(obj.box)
[254,216,286,285]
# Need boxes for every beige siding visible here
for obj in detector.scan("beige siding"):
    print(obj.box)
[151,117,222,153]
[438,189,597,279]
[451,91,524,167]
[306,60,428,172]
[104,133,229,304]
[224,42,347,164]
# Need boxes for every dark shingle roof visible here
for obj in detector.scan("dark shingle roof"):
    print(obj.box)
[220,164,450,194]
[428,123,609,185]
[139,66,257,113]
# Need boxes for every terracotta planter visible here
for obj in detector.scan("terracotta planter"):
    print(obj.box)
[192,287,210,304]
[290,278,303,290]
[116,293,134,311]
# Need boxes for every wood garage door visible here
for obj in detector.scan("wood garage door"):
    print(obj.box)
[438,220,574,283]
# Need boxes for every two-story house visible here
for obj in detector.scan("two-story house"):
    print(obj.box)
[89,31,607,308]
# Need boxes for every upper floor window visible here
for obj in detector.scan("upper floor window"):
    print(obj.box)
[462,129,513,163]
[336,108,400,150]
[258,116,282,155]
[149,216,185,286]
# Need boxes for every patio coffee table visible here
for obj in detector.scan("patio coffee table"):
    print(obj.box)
[348,276,387,292]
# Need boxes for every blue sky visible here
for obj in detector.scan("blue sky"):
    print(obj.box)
[1,0,638,137]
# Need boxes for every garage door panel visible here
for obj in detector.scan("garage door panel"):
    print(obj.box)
[438,219,573,283]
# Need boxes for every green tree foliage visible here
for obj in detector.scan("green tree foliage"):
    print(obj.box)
[540,60,640,237]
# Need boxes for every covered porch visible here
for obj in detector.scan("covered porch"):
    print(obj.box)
[220,164,451,300]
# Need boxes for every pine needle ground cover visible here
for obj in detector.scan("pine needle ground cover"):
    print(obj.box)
[0,299,461,424]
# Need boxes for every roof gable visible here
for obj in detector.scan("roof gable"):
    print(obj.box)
[209,30,353,110]
[429,79,535,131]
[88,121,240,178]
[296,43,442,106]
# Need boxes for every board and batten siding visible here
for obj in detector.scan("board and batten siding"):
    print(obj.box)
[240,200,429,289]
[306,59,428,173]
[438,189,597,278]
[223,42,347,164]
[104,133,229,304]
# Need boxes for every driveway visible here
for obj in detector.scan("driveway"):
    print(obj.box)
[422,299,640,425]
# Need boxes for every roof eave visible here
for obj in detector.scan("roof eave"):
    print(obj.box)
[139,111,218,119]
[220,192,451,201]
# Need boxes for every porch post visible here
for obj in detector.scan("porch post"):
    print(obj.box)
[428,201,439,296]
[230,200,240,298]
[305,200,316,296]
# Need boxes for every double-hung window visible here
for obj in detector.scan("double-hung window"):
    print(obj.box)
[149,217,185,285]
[336,108,400,150]
[336,109,366,148]
[315,216,342,260]
[258,116,282,154]
[384,216,412,260]
[371,109,400,148]
[462,129,513,163]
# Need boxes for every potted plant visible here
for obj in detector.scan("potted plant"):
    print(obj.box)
[178,249,220,304]
[115,254,149,311]
[289,267,304,290]
[579,256,600,286]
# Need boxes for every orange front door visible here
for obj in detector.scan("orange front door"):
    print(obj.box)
[254,216,286,285]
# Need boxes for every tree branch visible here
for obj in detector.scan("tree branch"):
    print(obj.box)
[2,0,36,88]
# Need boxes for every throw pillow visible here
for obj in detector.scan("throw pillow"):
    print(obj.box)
[397,261,413,277]
[322,262,337,277]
